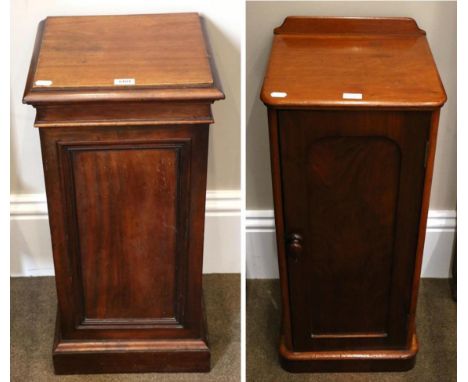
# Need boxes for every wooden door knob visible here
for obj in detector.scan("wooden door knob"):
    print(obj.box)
[286,233,303,261]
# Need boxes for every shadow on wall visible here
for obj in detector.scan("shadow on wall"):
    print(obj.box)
[421,228,456,278]
[203,16,240,191]
[10,217,54,276]
[245,10,276,209]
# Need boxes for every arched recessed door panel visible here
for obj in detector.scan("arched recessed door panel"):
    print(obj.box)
[279,110,430,351]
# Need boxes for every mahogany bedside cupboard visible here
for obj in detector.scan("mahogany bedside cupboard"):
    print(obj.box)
[260,17,446,372]
[23,13,224,374]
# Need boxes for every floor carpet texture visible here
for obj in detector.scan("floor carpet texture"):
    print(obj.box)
[247,278,456,382]
[11,274,239,382]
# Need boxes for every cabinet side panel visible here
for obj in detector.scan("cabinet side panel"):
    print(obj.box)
[71,147,178,320]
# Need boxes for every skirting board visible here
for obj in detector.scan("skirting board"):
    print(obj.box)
[246,209,456,279]
[10,191,241,277]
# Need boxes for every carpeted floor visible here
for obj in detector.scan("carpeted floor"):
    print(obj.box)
[247,279,456,382]
[11,274,240,382]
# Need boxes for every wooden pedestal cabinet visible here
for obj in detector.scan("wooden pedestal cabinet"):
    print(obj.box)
[23,13,224,374]
[261,17,446,372]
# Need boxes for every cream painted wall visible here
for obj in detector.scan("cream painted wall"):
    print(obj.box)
[247,1,456,210]
[11,0,240,194]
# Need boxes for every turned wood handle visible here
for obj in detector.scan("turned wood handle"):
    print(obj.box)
[286,233,303,261]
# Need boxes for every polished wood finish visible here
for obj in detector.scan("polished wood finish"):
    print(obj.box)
[279,334,418,372]
[281,110,428,352]
[261,17,446,372]
[261,17,445,109]
[23,14,223,104]
[32,14,213,89]
[34,102,214,127]
[23,13,224,374]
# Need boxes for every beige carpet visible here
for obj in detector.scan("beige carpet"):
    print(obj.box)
[11,274,239,382]
[247,279,456,381]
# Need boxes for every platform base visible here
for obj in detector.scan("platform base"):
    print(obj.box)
[53,310,210,374]
[53,340,210,374]
[279,334,418,373]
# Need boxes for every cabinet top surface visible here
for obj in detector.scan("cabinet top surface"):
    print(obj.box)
[23,13,224,104]
[261,17,446,109]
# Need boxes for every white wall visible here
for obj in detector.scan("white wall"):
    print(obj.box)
[10,0,241,276]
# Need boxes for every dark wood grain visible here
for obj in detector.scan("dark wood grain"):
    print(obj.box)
[262,17,446,372]
[23,13,223,374]
[280,110,429,353]
[35,102,214,127]
[298,136,399,338]
[274,16,424,36]
[406,110,441,346]
[266,108,294,351]
[70,143,180,321]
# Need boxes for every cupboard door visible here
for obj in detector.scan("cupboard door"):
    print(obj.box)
[278,110,430,351]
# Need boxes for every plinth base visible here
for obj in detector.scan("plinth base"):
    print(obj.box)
[53,339,210,374]
[279,334,418,373]
[53,312,210,374]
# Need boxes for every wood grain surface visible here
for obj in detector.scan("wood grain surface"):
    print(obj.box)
[34,14,212,88]
[23,13,224,104]
[279,110,429,353]
[261,17,446,108]
[72,145,179,320]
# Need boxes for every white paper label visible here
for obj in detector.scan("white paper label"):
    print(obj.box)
[114,78,136,86]
[342,92,363,100]
[35,80,52,86]
[271,92,287,98]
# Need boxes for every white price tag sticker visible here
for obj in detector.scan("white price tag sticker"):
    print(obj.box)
[342,92,363,100]
[271,92,287,98]
[114,78,136,86]
[35,80,53,86]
